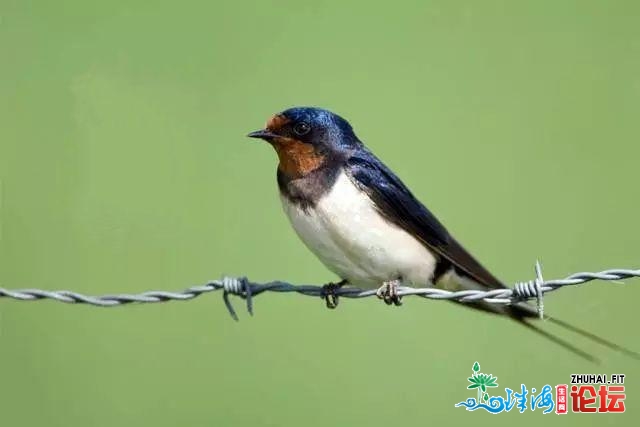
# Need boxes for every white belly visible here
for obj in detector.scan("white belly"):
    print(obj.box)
[280,171,437,288]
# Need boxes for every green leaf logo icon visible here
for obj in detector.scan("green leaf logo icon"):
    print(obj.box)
[466,362,499,403]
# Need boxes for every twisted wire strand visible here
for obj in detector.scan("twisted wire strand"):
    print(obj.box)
[1,263,638,320]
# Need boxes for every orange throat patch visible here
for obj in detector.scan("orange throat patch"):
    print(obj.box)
[263,113,326,177]
[272,137,325,178]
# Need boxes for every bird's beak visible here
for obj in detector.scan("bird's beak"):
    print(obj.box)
[247,129,277,141]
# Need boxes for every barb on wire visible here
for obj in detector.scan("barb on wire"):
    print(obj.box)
[0,263,638,320]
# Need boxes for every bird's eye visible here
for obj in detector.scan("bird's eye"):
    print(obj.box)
[293,122,311,136]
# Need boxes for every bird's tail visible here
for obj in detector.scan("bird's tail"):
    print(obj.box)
[506,303,640,363]
[440,264,637,362]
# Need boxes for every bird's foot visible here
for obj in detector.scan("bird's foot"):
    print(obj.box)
[376,279,403,306]
[321,279,347,309]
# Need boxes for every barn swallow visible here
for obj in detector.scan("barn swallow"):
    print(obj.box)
[248,106,638,361]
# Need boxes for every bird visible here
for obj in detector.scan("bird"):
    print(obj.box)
[248,106,638,362]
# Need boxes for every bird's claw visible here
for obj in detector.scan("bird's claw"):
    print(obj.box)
[376,280,403,306]
[321,280,347,309]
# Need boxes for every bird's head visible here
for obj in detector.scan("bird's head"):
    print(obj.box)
[248,107,359,178]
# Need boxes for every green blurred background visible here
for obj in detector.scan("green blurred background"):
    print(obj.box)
[1,0,639,425]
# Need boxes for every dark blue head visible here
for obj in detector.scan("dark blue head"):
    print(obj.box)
[247,107,360,152]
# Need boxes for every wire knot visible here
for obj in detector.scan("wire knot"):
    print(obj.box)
[513,280,540,299]
[221,276,252,321]
[512,260,545,319]
[220,276,245,294]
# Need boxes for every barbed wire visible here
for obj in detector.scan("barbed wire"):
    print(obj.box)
[0,262,638,320]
